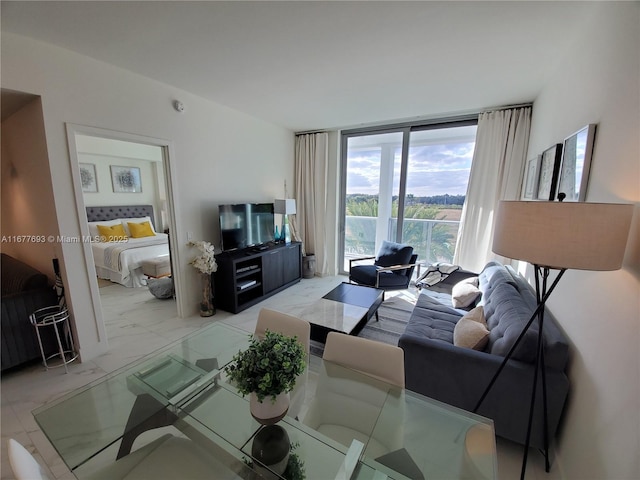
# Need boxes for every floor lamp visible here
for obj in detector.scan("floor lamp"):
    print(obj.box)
[474,200,633,479]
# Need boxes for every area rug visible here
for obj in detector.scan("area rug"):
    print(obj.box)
[310,295,416,357]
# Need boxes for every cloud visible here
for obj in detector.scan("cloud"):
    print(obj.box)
[346,172,376,192]
[346,141,474,196]
[406,169,470,196]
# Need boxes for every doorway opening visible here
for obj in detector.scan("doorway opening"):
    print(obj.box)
[66,125,183,345]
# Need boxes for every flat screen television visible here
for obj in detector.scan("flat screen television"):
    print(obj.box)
[219,203,275,251]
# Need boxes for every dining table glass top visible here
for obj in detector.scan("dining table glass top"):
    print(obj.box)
[33,321,496,479]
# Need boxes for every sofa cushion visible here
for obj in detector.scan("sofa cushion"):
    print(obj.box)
[477,262,517,306]
[350,265,413,289]
[453,307,489,350]
[483,282,538,363]
[504,265,570,371]
[403,293,460,344]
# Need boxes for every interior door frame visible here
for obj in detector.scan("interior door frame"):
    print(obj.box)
[65,124,185,327]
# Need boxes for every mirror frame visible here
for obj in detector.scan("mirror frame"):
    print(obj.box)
[557,124,597,202]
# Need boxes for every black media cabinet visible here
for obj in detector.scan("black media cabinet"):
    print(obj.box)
[214,242,302,313]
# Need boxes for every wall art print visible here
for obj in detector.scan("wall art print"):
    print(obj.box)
[536,144,563,201]
[110,165,142,193]
[521,155,541,200]
[557,124,596,202]
[79,163,98,193]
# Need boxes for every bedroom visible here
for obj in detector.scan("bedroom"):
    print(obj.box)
[1,2,638,479]
[77,134,171,285]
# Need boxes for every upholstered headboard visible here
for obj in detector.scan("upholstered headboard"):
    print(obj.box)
[86,205,154,223]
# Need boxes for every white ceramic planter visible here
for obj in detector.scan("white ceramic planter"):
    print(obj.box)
[250,392,289,425]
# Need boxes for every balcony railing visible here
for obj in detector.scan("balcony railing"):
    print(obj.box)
[343,215,460,271]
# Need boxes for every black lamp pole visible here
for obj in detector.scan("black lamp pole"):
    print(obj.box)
[473,265,566,479]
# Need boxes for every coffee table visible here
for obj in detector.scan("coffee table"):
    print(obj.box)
[298,282,385,342]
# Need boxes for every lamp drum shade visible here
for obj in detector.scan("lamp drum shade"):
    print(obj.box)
[493,201,633,271]
[275,199,296,215]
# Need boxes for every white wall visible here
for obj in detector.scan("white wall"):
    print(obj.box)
[1,33,295,361]
[526,3,639,478]
[1,97,60,279]
[78,153,160,209]
[77,134,170,230]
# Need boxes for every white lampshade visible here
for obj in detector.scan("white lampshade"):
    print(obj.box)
[493,201,633,271]
[275,199,296,215]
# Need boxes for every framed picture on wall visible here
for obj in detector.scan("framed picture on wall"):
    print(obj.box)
[521,155,541,200]
[557,124,596,202]
[110,165,142,193]
[79,163,98,193]
[536,144,563,201]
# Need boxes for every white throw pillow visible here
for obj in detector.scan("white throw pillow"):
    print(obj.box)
[453,306,489,351]
[451,276,481,308]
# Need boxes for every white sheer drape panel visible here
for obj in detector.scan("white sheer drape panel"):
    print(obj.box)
[294,132,329,276]
[453,107,531,272]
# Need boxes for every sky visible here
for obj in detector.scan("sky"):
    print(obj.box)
[346,140,476,197]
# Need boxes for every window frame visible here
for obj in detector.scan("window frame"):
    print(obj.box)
[339,116,478,275]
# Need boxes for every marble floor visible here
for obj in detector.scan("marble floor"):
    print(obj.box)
[1,275,551,479]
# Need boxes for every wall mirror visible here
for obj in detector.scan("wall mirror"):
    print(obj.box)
[556,124,596,202]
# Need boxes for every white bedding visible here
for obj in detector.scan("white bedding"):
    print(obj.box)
[92,233,169,288]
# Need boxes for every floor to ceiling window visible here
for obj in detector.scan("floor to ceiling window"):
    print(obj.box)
[339,119,477,273]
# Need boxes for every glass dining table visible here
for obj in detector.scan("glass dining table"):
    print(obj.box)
[33,322,497,479]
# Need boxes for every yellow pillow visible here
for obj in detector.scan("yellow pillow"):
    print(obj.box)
[96,223,128,242]
[128,221,155,238]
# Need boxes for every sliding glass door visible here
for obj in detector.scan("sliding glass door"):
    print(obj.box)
[341,131,403,265]
[340,121,477,273]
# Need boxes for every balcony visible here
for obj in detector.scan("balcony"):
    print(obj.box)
[343,215,460,273]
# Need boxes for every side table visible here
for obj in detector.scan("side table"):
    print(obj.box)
[29,306,78,373]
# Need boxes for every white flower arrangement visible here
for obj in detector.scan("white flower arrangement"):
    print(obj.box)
[188,240,218,274]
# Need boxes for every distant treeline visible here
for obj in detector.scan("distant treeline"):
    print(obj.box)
[347,193,465,206]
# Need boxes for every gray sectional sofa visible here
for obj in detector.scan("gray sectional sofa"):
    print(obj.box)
[399,261,570,450]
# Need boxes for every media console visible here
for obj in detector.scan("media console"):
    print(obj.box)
[213,242,302,313]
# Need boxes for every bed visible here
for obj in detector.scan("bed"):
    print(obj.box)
[87,205,170,288]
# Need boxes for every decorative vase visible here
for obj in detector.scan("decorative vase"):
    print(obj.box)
[250,392,289,425]
[251,425,290,478]
[200,273,215,317]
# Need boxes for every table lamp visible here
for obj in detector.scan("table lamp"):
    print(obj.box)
[275,199,296,244]
[475,200,633,479]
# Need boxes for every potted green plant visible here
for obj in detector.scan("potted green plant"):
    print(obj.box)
[225,330,306,424]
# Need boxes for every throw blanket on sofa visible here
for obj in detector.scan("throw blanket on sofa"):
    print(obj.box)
[415,262,459,288]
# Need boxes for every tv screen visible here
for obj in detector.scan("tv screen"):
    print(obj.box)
[219,203,275,251]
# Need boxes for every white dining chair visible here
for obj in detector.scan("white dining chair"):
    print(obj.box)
[301,332,406,460]
[321,331,405,387]
[254,308,311,419]
[7,439,51,480]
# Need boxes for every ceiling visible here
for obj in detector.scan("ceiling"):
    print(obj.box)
[1,1,598,132]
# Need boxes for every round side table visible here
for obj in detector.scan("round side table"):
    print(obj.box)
[29,306,78,373]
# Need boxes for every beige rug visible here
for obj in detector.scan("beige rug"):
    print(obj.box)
[310,295,416,356]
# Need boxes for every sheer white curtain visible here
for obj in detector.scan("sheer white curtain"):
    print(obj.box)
[454,107,531,272]
[293,132,329,276]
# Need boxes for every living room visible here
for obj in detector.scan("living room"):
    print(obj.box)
[1,2,638,479]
